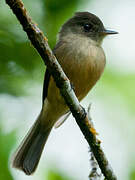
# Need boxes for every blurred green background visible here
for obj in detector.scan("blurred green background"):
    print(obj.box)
[0,0,135,180]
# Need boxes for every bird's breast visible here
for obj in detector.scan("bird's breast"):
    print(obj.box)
[55,38,106,101]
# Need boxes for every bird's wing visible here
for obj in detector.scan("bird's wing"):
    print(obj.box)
[42,68,51,105]
[42,68,71,127]
[42,46,58,104]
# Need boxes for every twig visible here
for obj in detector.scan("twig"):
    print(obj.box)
[88,104,102,180]
[5,0,117,179]
[89,151,102,180]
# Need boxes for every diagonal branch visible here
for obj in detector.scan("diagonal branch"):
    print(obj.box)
[5,0,117,179]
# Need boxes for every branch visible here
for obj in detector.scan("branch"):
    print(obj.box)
[5,0,117,179]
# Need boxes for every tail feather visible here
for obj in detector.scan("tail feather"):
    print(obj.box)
[12,119,52,175]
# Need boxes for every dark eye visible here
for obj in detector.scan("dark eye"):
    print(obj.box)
[83,24,92,32]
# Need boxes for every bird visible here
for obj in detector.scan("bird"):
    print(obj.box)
[12,11,118,175]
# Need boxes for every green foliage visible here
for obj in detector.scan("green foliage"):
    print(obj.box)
[47,169,74,180]
[0,1,45,96]
[101,69,135,112]
[129,168,135,180]
[0,125,16,180]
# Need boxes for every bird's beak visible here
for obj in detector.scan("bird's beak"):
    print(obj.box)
[101,29,118,35]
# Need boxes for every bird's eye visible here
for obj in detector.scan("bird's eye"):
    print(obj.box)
[83,24,92,32]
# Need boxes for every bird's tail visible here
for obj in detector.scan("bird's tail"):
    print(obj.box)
[12,116,52,175]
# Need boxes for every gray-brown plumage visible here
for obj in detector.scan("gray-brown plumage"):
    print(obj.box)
[12,12,117,175]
